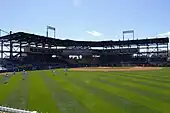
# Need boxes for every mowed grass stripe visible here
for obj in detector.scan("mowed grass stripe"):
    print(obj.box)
[97,76,170,103]
[112,71,170,85]
[57,70,170,95]
[68,72,170,103]
[62,74,157,113]
[73,72,170,103]
[115,70,170,83]
[113,74,170,90]
[98,70,170,87]
[68,70,170,89]
[46,71,123,113]
[41,72,89,113]
[96,71,170,91]
[104,74,170,95]
[2,73,29,109]
[27,71,59,113]
[0,73,21,104]
[99,69,170,79]
[67,71,170,113]
[82,76,170,113]
[119,74,170,86]
[66,73,170,103]
[119,69,170,79]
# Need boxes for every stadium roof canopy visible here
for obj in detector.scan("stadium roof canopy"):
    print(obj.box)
[0,32,169,47]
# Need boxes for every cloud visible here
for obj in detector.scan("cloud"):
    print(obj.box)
[86,31,103,37]
[73,0,81,7]
[158,32,170,37]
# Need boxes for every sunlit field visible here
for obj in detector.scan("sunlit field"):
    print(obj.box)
[0,68,170,113]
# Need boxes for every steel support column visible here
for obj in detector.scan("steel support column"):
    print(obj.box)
[167,43,169,57]
[42,43,45,48]
[147,44,149,63]
[1,40,3,58]
[20,41,22,57]
[137,44,139,60]
[10,41,13,59]
[156,43,159,57]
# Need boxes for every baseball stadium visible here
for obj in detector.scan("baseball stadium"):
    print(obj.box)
[0,30,170,113]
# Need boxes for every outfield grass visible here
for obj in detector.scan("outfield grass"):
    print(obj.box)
[0,68,170,113]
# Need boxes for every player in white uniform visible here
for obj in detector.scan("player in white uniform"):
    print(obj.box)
[22,70,27,80]
[12,67,16,75]
[13,70,16,75]
[64,67,68,76]
[52,70,56,76]
[4,72,9,84]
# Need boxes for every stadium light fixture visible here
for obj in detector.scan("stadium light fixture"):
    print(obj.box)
[122,30,134,41]
[46,26,56,38]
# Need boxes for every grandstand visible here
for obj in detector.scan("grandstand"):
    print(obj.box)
[0,32,169,71]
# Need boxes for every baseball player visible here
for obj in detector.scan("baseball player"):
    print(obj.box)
[64,67,68,76]
[4,72,9,84]
[22,70,27,80]
[13,70,16,75]
[52,70,56,76]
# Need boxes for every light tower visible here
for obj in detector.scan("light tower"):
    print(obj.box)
[122,30,134,41]
[46,26,56,38]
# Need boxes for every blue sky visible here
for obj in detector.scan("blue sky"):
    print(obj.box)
[1,0,170,41]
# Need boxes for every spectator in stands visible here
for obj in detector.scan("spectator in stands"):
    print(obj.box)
[48,66,51,70]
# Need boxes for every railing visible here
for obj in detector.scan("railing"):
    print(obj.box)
[0,106,37,113]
